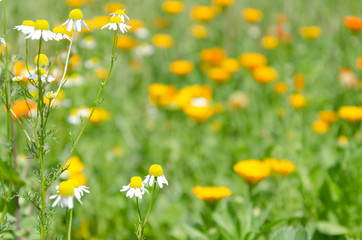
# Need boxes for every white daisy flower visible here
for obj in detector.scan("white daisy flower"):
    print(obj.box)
[73,184,90,204]
[14,20,35,35]
[25,20,55,41]
[80,36,97,49]
[110,9,130,23]
[143,164,168,188]
[101,16,131,33]
[121,176,148,199]
[135,43,154,57]
[53,27,72,41]
[12,76,24,82]
[45,91,56,99]
[0,37,6,46]
[62,8,88,32]
[27,68,56,83]
[50,179,89,209]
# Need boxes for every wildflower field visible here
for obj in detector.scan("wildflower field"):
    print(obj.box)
[0,0,362,239]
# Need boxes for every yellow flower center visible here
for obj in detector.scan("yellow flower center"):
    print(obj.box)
[114,9,125,15]
[110,16,123,24]
[34,20,50,31]
[53,26,65,34]
[130,176,143,188]
[69,9,84,20]
[22,20,35,26]
[148,164,163,177]
[35,68,47,76]
[34,54,49,66]
[58,180,75,197]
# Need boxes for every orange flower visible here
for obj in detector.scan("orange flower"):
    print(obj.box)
[127,19,145,33]
[191,24,207,39]
[290,94,307,109]
[294,73,305,91]
[312,119,329,134]
[152,34,173,48]
[319,111,338,123]
[221,58,239,73]
[274,82,288,94]
[207,67,231,84]
[239,53,267,69]
[162,1,184,14]
[169,60,194,76]
[148,83,177,107]
[192,186,231,202]
[242,8,262,23]
[104,3,125,14]
[252,66,277,84]
[234,159,270,184]
[117,36,137,50]
[344,16,362,31]
[191,6,215,22]
[357,57,362,70]
[200,47,226,65]
[8,100,36,120]
[213,0,234,9]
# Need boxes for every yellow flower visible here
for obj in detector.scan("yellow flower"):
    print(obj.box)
[104,3,125,14]
[112,146,124,156]
[263,158,281,173]
[312,119,329,134]
[300,26,321,39]
[70,172,87,186]
[90,108,110,124]
[152,34,173,48]
[261,35,279,49]
[233,159,270,184]
[338,135,349,147]
[162,1,184,14]
[148,83,177,107]
[213,0,234,8]
[290,94,307,109]
[319,111,337,123]
[200,47,226,65]
[183,105,214,122]
[190,6,215,22]
[95,67,108,80]
[127,19,145,33]
[294,73,305,91]
[227,92,248,110]
[252,66,277,84]
[242,8,262,23]
[278,160,295,177]
[65,156,84,175]
[34,54,49,66]
[66,0,85,7]
[169,60,194,76]
[221,58,239,73]
[207,67,231,84]
[117,35,137,50]
[191,24,207,39]
[210,120,223,132]
[174,85,212,109]
[338,106,362,122]
[274,81,288,94]
[192,186,231,202]
[239,53,267,69]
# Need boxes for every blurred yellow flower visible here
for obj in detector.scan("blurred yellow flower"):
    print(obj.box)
[319,111,337,124]
[274,81,288,94]
[152,34,173,48]
[162,1,184,14]
[294,73,305,91]
[169,60,194,76]
[233,159,270,184]
[127,19,145,32]
[338,106,362,122]
[66,0,85,7]
[191,24,207,39]
[242,8,262,23]
[263,158,281,172]
[112,146,124,156]
[90,108,110,124]
[312,119,329,134]
[221,58,239,73]
[183,105,214,122]
[192,186,231,201]
[175,85,212,109]
[252,66,277,84]
[210,120,223,132]
[148,83,177,107]
[261,36,279,49]
[239,53,267,69]
[104,3,125,14]
[200,47,226,65]
[207,67,231,84]
[70,172,87,186]
[338,135,349,147]
[95,67,108,80]
[278,160,295,177]
[300,26,321,39]
[213,0,234,8]
[117,35,137,50]
[290,94,307,109]
[191,6,215,22]
[65,156,84,175]
[153,16,169,29]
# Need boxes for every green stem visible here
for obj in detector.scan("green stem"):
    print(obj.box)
[25,39,30,74]
[136,197,142,221]
[50,30,118,186]
[67,209,73,240]
[144,184,156,224]
[1,0,13,226]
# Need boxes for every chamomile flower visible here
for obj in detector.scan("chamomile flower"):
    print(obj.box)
[27,68,55,83]
[62,9,88,32]
[14,20,35,35]
[70,179,90,204]
[101,16,131,33]
[0,37,6,46]
[49,180,75,209]
[143,164,168,188]
[121,176,148,199]
[26,20,55,41]
[12,76,24,83]
[53,27,72,41]
[45,91,56,99]
[110,9,130,23]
